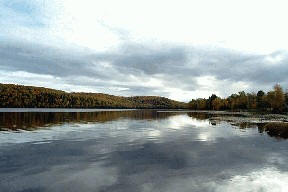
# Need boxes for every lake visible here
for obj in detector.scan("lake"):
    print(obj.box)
[0,109,287,192]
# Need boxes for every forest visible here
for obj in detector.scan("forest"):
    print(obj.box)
[188,84,288,113]
[1,83,287,113]
[0,84,187,109]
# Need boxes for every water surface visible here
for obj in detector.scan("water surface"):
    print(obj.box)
[0,110,287,192]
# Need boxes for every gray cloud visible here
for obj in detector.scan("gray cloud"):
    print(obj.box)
[1,40,288,100]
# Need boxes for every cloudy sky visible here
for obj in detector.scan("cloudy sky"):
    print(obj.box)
[1,0,288,101]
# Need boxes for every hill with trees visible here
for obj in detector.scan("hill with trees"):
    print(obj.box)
[0,84,187,109]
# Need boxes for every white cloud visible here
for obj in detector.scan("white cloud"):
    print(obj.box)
[1,0,288,100]
[47,0,288,53]
[3,0,288,53]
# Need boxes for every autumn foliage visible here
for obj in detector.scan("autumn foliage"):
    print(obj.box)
[189,84,288,113]
[0,84,187,109]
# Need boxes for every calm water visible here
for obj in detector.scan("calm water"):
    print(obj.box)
[0,110,287,192]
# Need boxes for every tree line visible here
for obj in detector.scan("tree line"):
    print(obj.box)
[0,84,187,109]
[1,83,287,113]
[188,84,288,113]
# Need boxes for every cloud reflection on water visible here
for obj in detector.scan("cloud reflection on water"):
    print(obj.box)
[0,110,288,192]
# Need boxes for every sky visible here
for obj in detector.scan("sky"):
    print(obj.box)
[1,0,288,101]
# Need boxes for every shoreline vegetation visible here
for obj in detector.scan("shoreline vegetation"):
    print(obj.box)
[1,83,287,114]
[0,84,187,109]
[0,83,288,113]
[188,84,288,114]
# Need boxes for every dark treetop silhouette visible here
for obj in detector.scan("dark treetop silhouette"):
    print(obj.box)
[0,84,187,109]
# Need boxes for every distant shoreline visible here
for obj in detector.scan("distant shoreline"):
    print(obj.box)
[0,83,187,109]
[0,108,186,112]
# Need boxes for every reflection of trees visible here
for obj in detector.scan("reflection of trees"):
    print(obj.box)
[0,111,177,131]
[258,123,288,139]
[187,112,288,139]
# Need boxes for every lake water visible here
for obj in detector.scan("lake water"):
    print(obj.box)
[0,109,287,192]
